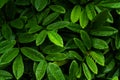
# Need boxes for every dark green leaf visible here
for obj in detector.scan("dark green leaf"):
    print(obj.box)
[28,25,42,34]
[0,40,16,54]
[46,53,67,61]
[90,51,105,66]
[74,38,87,54]
[35,60,47,80]
[86,56,98,74]
[92,38,108,49]
[15,0,30,6]
[42,12,60,26]
[47,31,64,47]
[69,60,78,80]
[47,21,70,30]
[0,48,19,65]
[82,63,92,80]
[36,30,47,46]
[2,24,12,40]
[10,18,24,29]
[13,54,24,80]
[90,26,118,36]
[47,63,65,80]
[98,2,120,8]
[49,5,66,14]
[80,30,91,50]
[71,5,81,23]
[0,70,13,79]
[115,34,120,49]
[21,47,45,61]
[35,0,47,11]
[0,0,8,8]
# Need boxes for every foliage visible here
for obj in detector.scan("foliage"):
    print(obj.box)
[0,0,120,80]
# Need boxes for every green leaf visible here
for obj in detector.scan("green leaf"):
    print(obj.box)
[13,54,24,80]
[112,76,119,80]
[18,33,36,43]
[74,38,87,54]
[35,60,47,80]
[21,47,45,61]
[70,5,81,23]
[90,51,105,66]
[47,21,70,30]
[47,31,64,47]
[86,56,98,74]
[49,5,66,14]
[76,65,82,78]
[104,59,115,73]
[79,9,89,29]
[28,25,42,34]
[2,24,12,40]
[46,53,67,61]
[0,0,8,8]
[47,63,65,80]
[0,40,16,54]
[82,63,92,80]
[42,12,60,26]
[35,0,47,11]
[90,26,118,36]
[116,9,120,15]
[0,70,13,79]
[85,3,96,21]
[43,44,65,54]
[36,30,47,46]
[69,60,78,80]
[15,0,30,6]
[10,18,24,29]
[67,51,82,61]
[92,10,109,27]
[0,48,19,65]
[98,2,120,8]
[115,34,120,49]
[107,11,113,23]
[92,38,109,49]
[80,30,91,50]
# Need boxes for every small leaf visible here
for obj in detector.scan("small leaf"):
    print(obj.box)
[112,76,119,80]
[21,47,45,61]
[28,25,42,34]
[18,33,36,43]
[67,51,82,61]
[47,63,65,80]
[0,70,13,79]
[80,30,91,50]
[79,9,89,29]
[36,30,47,46]
[90,51,105,66]
[35,0,47,11]
[115,34,120,49]
[42,12,60,26]
[74,38,87,54]
[92,38,108,49]
[92,10,109,27]
[47,31,64,47]
[2,24,12,40]
[86,56,98,74]
[82,63,92,80]
[85,3,96,21]
[90,26,118,36]
[0,0,8,8]
[69,60,78,80]
[46,53,67,61]
[0,40,16,54]
[0,48,19,64]
[35,60,47,80]
[13,54,24,80]
[47,21,70,30]
[71,5,81,23]
[98,2,120,8]
[43,44,65,54]
[49,5,66,14]
[10,18,24,29]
